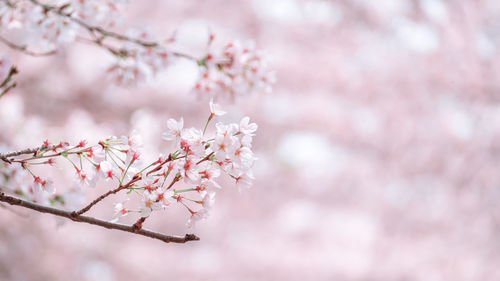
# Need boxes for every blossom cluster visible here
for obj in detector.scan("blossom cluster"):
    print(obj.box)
[0,0,275,98]
[0,0,127,48]
[0,143,85,209]
[194,40,276,99]
[106,30,171,84]
[0,100,257,227]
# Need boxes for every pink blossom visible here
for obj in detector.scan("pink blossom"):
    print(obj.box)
[239,116,258,135]
[111,200,129,223]
[200,191,216,210]
[187,209,209,228]
[162,118,184,141]
[209,98,226,117]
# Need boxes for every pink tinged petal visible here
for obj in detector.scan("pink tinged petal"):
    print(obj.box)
[201,192,216,210]
[187,209,209,228]
[163,118,184,141]
[209,98,226,116]
[239,116,258,135]
[45,179,55,194]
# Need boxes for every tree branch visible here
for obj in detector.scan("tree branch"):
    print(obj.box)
[0,192,200,243]
[0,81,16,98]
[72,179,136,216]
[0,145,57,161]
[0,36,57,56]
[0,1,201,62]
[0,65,18,99]
[74,154,186,216]
[0,65,18,88]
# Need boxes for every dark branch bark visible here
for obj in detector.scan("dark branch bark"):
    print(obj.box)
[0,192,199,244]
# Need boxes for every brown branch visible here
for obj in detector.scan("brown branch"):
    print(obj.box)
[73,183,127,216]
[166,174,181,190]
[75,154,186,216]
[73,175,143,216]
[4,149,179,216]
[0,145,57,162]
[0,202,29,218]
[0,192,199,243]
[132,216,147,230]
[196,152,214,164]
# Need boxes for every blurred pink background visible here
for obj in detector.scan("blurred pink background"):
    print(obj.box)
[2,0,500,280]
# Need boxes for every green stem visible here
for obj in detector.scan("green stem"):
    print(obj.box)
[202,116,213,136]
[174,188,196,194]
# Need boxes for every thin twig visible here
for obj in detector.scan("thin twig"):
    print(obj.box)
[74,153,188,215]
[4,149,181,217]
[0,82,15,98]
[27,0,199,61]
[0,145,57,160]
[0,65,18,98]
[0,1,200,61]
[72,176,140,216]
[0,36,57,56]
[29,0,158,47]
[0,192,199,243]
[0,65,18,88]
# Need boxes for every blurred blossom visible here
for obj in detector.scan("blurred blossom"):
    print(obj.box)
[276,131,340,180]
[394,19,440,54]
[420,0,449,23]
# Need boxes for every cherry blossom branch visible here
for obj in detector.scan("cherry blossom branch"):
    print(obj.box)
[29,0,158,46]
[0,0,196,61]
[132,216,148,230]
[0,144,57,162]
[22,0,198,60]
[0,64,18,98]
[0,36,57,56]
[73,176,141,216]
[0,81,15,98]
[0,192,200,243]
[0,104,257,229]
[1,0,274,94]
[74,153,182,216]
[0,65,17,87]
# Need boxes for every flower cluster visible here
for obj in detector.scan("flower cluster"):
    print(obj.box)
[71,0,128,27]
[106,30,171,85]
[0,100,257,227]
[194,39,276,99]
[0,143,85,209]
[0,0,127,49]
[0,1,274,98]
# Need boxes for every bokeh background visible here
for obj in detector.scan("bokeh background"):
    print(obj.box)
[2,0,500,280]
